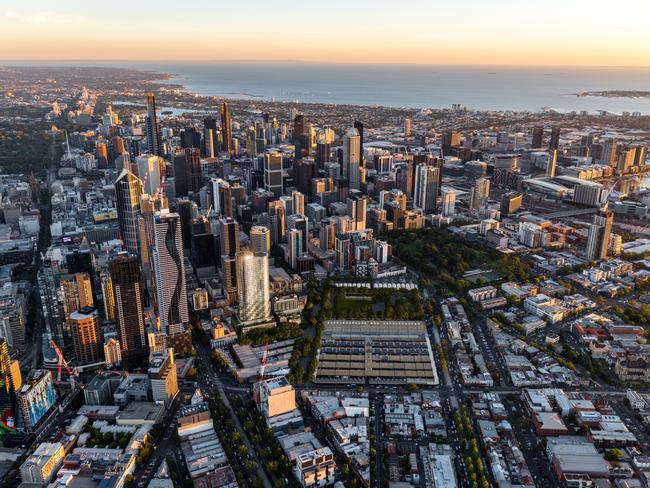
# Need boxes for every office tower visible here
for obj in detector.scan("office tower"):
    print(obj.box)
[404,118,411,139]
[441,189,456,217]
[500,191,523,216]
[220,102,232,154]
[601,139,618,166]
[210,178,228,216]
[586,205,613,261]
[152,210,189,336]
[292,191,305,216]
[395,161,415,198]
[315,139,331,167]
[148,349,178,405]
[375,154,394,174]
[442,132,461,153]
[136,155,162,196]
[295,133,311,159]
[531,127,544,148]
[293,114,306,141]
[69,307,101,366]
[617,146,636,174]
[319,219,336,251]
[219,217,240,257]
[469,177,490,211]
[190,216,217,271]
[96,141,109,168]
[60,272,94,321]
[111,136,126,162]
[109,254,146,358]
[546,150,557,177]
[413,164,440,213]
[236,250,271,323]
[172,148,201,197]
[549,127,561,150]
[280,195,293,216]
[346,190,367,231]
[100,272,114,322]
[633,144,647,166]
[250,226,271,255]
[287,229,303,269]
[115,169,143,255]
[177,199,196,250]
[219,218,240,304]
[268,200,286,245]
[335,233,351,270]
[145,93,163,156]
[293,158,316,196]
[286,214,309,252]
[343,128,361,188]
[353,120,364,156]
[204,117,218,156]
[264,150,283,197]
[180,127,201,150]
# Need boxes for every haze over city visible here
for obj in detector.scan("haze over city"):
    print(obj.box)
[2,0,650,66]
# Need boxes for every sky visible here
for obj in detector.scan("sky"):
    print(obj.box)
[2,0,650,66]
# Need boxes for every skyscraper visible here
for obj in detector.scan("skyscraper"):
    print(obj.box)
[109,254,146,358]
[153,210,189,336]
[115,169,143,255]
[404,118,411,139]
[549,127,561,150]
[69,307,102,366]
[219,217,241,305]
[180,127,201,150]
[172,148,202,197]
[353,120,364,155]
[236,250,271,324]
[145,93,163,156]
[220,102,232,154]
[346,190,368,231]
[292,190,305,216]
[469,177,490,211]
[546,150,557,177]
[60,272,94,321]
[531,126,544,148]
[268,200,286,246]
[413,164,440,213]
[343,128,361,188]
[264,150,284,197]
[586,205,613,261]
[136,155,162,196]
[250,226,271,255]
[204,117,218,157]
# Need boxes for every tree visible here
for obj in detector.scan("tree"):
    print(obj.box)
[406,383,418,392]
[186,367,198,380]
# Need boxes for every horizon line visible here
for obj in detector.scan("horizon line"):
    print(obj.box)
[2,59,650,69]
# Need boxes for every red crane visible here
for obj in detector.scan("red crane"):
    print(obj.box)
[258,342,269,381]
[50,339,77,385]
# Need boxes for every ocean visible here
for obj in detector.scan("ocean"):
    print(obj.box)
[6,61,650,113]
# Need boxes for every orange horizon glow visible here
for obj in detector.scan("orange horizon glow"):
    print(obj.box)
[1,1,650,67]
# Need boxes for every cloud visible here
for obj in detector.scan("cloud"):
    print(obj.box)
[5,10,87,25]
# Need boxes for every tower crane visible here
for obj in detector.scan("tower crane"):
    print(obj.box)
[50,339,78,387]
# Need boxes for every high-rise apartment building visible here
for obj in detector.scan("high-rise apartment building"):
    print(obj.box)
[69,307,102,366]
[264,151,283,197]
[343,127,362,188]
[115,169,143,255]
[586,205,614,261]
[413,164,440,213]
[148,348,178,405]
[109,254,146,358]
[346,190,368,231]
[153,210,188,336]
[59,272,94,321]
[236,250,271,324]
[136,155,162,196]
[250,226,271,255]
[145,93,163,156]
[220,102,232,154]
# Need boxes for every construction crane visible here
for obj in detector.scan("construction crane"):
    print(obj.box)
[258,342,269,382]
[50,340,78,386]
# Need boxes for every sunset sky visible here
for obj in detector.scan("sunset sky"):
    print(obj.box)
[2,0,650,66]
